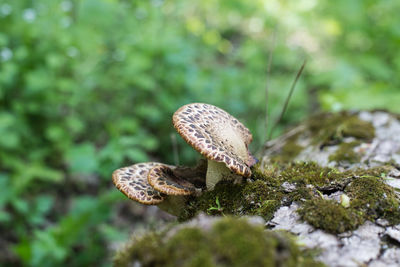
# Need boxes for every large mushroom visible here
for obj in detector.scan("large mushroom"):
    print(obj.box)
[173,103,257,190]
[112,162,201,215]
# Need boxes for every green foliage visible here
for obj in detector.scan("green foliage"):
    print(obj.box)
[1,0,399,265]
[316,1,400,112]
[14,190,122,266]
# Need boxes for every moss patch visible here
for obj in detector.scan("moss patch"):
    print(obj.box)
[340,116,375,141]
[179,162,353,222]
[346,176,400,224]
[179,166,286,221]
[298,198,363,234]
[297,168,400,234]
[307,112,375,146]
[267,112,375,164]
[179,182,246,221]
[328,141,362,163]
[270,140,304,163]
[280,162,347,188]
[114,217,324,267]
[243,180,284,221]
[179,161,399,235]
[179,180,285,222]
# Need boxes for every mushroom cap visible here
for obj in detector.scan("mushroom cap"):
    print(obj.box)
[112,162,166,205]
[148,165,196,196]
[173,103,253,177]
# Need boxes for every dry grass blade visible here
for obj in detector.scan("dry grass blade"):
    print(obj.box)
[268,59,307,140]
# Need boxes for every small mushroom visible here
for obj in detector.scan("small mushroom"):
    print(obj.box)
[148,164,198,196]
[112,162,198,215]
[112,162,166,205]
[173,103,257,190]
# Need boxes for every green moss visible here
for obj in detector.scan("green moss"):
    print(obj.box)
[250,163,281,186]
[307,112,375,146]
[270,140,304,163]
[115,160,399,264]
[163,227,214,266]
[296,168,400,234]
[250,162,266,180]
[243,180,284,220]
[179,182,246,221]
[114,231,163,267]
[356,166,391,177]
[179,170,285,221]
[346,176,400,224]
[170,112,395,236]
[178,160,399,235]
[280,162,347,188]
[179,162,285,221]
[254,199,281,221]
[328,141,361,163]
[298,198,363,234]
[288,186,315,202]
[340,116,375,141]
[263,112,376,165]
[114,217,324,267]
[114,227,213,267]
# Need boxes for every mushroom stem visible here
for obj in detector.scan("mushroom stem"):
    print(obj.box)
[206,160,241,190]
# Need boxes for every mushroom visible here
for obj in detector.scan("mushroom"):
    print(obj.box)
[112,162,165,205]
[173,103,257,190]
[148,164,197,196]
[112,162,199,215]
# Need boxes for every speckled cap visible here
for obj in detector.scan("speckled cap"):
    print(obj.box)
[173,103,253,177]
[112,162,166,205]
[148,165,196,196]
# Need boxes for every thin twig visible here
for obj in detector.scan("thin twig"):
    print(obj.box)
[268,59,307,140]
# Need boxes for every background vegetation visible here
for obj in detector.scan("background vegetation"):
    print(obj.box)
[1,0,399,266]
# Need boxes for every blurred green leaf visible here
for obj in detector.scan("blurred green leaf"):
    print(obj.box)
[0,112,20,149]
[125,148,149,163]
[13,163,64,193]
[30,195,54,225]
[14,190,119,266]
[65,143,99,174]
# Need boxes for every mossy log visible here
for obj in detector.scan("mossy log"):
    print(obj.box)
[114,111,400,267]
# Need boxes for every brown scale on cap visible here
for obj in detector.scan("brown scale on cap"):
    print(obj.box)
[173,103,254,178]
[112,162,166,205]
[148,165,196,196]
